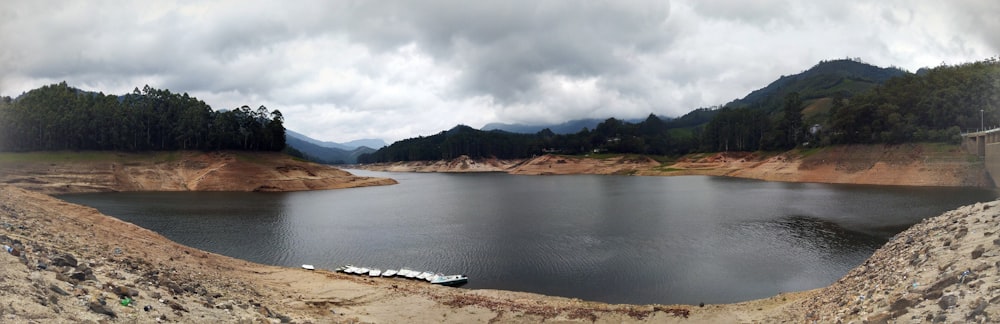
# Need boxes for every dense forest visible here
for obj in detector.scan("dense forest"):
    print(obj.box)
[0,82,285,152]
[360,58,1000,163]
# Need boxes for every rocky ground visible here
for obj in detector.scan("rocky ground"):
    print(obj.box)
[785,200,1000,323]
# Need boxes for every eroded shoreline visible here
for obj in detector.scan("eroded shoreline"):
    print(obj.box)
[1,148,998,322]
[359,144,990,188]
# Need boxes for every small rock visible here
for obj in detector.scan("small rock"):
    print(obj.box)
[938,295,958,310]
[50,253,78,267]
[113,285,140,297]
[259,306,275,318]
[36,261,47,270]
[955,227,969,239]
[966,297,988,321]
[165,300,188,312]
[113,247,123,255]
[69,271,87,282]
[923,275,958,300]
[889,298,914,317]
[88,301,117,318]
[49,284,70,296]
[866,312,891,324]
[971,245,985,259]
[164,281,184,294]
[55,272,72,283]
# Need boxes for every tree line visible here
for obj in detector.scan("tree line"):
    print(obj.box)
[0,82,285,152]
[361,57,1000,163]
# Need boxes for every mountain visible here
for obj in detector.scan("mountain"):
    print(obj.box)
[285,130,386,150]
[723,58,908,112]
[482,117,654,134]
[285,131,377,164]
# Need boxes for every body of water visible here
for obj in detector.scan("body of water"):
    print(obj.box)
[60,172,996,305]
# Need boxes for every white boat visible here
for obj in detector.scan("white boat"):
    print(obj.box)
[404,269,419,279]
[397,269,412,277]
[357,267,370,275]
[369,268,382,277]
[301,264,315,270]
[417,271,435,280]
[382,269,398,277]
[430,274,469,287]
[426,273,444,282]
[342,266,358,274]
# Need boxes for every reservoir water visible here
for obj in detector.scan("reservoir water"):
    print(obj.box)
[60,172,996,305]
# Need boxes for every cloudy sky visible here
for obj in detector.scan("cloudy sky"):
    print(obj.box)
[1,1,997,143]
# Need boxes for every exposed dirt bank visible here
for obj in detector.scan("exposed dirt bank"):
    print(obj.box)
[360,144,990,187]
[0,151,397,194]
[647,144,989,187]
[365,155,519,173]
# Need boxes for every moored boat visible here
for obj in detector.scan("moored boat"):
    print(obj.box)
[382,269,398,277]
[417,271,435,280]
[430,274,469,287]
[369,268,382,277]
[426,273,444,282]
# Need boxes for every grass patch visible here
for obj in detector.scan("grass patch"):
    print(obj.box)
[796,147,825,159]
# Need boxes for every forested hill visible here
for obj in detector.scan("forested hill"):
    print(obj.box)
[726,58,908,113]
[0,82,285,152]
[360,58,1000,163]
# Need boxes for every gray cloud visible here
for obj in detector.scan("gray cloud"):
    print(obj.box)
[1,1,997,142]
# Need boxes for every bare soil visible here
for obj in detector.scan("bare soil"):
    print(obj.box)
[650,144,989,187]
[362,144,989,187]
[0,151,397,194]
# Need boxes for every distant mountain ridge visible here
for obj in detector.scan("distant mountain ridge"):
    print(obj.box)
[482,117,653,135]
[285,130,380,164]
[286,130,386,150]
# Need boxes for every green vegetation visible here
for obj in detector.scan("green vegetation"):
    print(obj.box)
[0,82,285,152]
[360,58,999,163]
